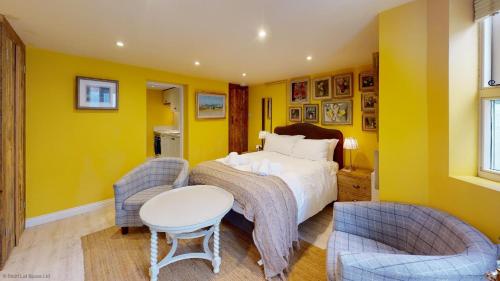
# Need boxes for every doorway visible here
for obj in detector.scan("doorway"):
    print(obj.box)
[146,81,184,159]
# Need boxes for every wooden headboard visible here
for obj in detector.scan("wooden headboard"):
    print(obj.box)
[274,123,344,169]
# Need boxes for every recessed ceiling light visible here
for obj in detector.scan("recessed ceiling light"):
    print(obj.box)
[242,73,247,77]
[306,55,312,61]
[116,41,124,47]
[194,61,200,66]
[258,29,267,39]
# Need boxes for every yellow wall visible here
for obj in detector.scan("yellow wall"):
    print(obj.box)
[26,47,228,218]
[379,0,429,204]
[146,89,174,157]
[447,0,478,176]
[248,67,379,170]
[379,0,500,242]
[248,82,288,152]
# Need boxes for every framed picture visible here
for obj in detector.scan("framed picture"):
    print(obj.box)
[289,78,310,104]
[196,92,226,119]
[362,113,377,131]
[312,77,331,100]
[333,73,353,98]
[361,92,377,112]
[303,104,319,123]
[322,100,352,125]
[359,71,375,91]
[289,106,302,122]
[76,76,118,109]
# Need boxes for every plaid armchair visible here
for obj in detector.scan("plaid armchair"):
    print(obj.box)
[327,202,499,281]
[113,157,189,234]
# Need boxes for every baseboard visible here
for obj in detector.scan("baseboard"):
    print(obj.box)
[25,198,114,228]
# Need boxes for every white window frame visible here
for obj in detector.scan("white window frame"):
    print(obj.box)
[479,15,500,182]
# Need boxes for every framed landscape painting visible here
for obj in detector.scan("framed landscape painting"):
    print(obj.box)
[76,76,118,109]
[289,78,310,104]
[289,106,302,122]
[322,100,352,125]
[196,92,226,119]
[333,73,353,98]
[362,113,377,131]
[312,77,331,100]
[303,104,319,123]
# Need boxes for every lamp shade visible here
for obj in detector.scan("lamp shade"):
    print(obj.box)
[343,137,358,150]
[258,131,269,140]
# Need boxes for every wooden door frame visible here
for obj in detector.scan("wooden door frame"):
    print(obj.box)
[0,15,26,269]
[228,83,249,153]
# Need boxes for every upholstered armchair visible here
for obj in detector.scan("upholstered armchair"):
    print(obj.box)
[113,157,189,234]
[327,201,499,281]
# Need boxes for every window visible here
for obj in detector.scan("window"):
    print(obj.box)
[479,13,500,182]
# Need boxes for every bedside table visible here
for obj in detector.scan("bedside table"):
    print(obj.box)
[337,168,372,202]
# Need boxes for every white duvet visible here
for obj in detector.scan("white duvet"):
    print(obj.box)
[216,151,338,224]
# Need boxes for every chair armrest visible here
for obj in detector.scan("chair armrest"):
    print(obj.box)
[337,252,495,280]
[333,202,410,248]
[334,201,404,229]
[171,159,189,188]
[148,157,189,187]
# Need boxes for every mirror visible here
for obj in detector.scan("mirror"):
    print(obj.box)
[261,97,272,132]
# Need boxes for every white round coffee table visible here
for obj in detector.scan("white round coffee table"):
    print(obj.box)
[139,185,234,281]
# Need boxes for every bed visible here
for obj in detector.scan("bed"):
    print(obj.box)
[225,123,343,224]
[189,123,343,278]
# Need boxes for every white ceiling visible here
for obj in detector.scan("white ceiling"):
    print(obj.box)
[0,0,410,84]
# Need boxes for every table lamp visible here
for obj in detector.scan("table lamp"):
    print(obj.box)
[343,137,358,171]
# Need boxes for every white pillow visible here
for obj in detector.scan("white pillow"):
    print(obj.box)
[291,139,331,161]
[264,134,305,155]
[327,139,340,161]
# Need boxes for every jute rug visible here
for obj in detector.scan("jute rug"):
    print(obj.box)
[81,222,327,281]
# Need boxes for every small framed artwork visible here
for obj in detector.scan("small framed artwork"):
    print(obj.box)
[362,113,377,131]
[76,76,118,109]
[333,73,353,98]
[289,77,310,104]
[196,91,226,119]
[289,106,302,122]
[361,92,378,112]
[303,104,319,123]
[359,71,375,91]
[312,77,331,100]
[322,100,352,125]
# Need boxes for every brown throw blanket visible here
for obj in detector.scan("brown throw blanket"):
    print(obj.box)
[189,161,299,280]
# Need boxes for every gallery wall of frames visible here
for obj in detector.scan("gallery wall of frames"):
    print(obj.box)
[287,53,379,133]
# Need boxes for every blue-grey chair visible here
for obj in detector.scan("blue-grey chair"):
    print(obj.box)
[113,157,189,234]
[327,201,499,281]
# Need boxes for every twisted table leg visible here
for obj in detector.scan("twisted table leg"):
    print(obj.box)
[212,222,221,273]
[150,230,159,281]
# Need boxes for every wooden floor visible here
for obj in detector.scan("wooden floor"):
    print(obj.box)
[0,204,333,281]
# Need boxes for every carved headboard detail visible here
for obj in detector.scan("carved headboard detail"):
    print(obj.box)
[274,123,344,169]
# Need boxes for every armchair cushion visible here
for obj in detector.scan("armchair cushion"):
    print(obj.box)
[327,231,407,281]
[337,252,490,281]
[123,185,171,211]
